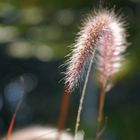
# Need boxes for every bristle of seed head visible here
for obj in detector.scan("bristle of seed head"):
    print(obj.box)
[96,10,127,88]
[64,9,127,92]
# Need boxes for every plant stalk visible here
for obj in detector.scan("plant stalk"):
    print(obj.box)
[74,53,95,136]
[57,87,70,131]
[95,82,106,140]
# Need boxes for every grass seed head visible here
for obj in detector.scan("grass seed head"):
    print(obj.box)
[64,9,127,92]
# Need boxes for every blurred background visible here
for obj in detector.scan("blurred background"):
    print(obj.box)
[0,0,140,139]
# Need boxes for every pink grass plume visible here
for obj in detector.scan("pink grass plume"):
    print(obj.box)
[64,9,127,92]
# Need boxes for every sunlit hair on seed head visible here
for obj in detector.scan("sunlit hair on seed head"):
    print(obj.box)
[64,9,128,92]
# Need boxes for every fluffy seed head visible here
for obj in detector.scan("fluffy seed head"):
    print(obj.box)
[64,9,127,92]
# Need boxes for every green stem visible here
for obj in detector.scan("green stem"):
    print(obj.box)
[74,52,95,136]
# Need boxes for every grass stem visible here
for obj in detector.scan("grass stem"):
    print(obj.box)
[95,82,106,140]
